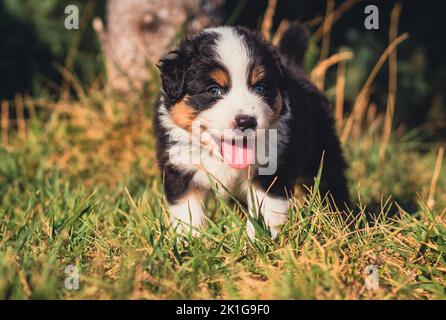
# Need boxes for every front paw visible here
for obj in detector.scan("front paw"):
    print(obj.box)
[171,218,201,237]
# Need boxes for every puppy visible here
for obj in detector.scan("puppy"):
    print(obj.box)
[154,22,350,238]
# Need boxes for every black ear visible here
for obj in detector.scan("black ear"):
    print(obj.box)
[157,48,190,102]
[278,20,308,70]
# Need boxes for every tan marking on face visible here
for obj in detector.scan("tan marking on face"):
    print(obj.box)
[169,96,197,131]
[274,92,283,116]
[249,64,265,86]
[210,68,230,87]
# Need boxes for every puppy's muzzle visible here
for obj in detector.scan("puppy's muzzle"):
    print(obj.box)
[234,115,257,131]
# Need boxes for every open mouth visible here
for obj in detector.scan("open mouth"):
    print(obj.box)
[219,136,255,169]
[200,130,256,169]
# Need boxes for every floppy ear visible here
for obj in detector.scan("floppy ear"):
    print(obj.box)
[270,47,287,111]
[157,48,190,102]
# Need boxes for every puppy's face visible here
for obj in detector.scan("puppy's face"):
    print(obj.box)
[158,27,283,167]
[159,27,282,169]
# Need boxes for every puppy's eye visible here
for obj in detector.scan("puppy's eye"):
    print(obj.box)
[253,84,266,95]
[207,85,223,97]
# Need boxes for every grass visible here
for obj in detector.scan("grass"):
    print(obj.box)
[1,1,446,300]
[0,87,445,300]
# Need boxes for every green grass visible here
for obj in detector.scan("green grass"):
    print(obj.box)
[0,89,445,300]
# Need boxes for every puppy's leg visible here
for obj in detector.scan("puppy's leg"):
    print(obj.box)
[246,187,290,239]
[162,167,206,236]
[169,189,206,236]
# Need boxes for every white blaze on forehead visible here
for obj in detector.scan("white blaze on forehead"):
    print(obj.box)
[206,27,251,89]
[198,27,272,133]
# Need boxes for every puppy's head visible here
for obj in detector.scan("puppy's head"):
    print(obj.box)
[159,27,283,168]
[158,26,284,167]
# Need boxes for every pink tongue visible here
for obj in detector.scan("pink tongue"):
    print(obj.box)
[221,139,254,169]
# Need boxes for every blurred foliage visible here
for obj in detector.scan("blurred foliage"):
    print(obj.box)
[0,0,445,136]
[0,0,105,99]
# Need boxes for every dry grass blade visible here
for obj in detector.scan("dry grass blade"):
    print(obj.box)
[313,0,362,41]
[56,64,88,103]
[303,16,323,28]
[14,95,26,140]
[335,56,347,131]
[427,146,445,209]
[341,33,409,143]
[311,51,353,90]
[1,100,9,146]
[272,19,289,46]
[319,0,335,65]
[261,0,278,40]
[380,2,402,161]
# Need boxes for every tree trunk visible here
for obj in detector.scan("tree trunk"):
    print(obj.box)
[93,0,224,95]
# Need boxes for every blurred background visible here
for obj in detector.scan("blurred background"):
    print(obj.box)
[0,0,445,139]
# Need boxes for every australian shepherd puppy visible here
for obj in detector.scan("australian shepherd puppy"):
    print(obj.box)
[153,22,350,239]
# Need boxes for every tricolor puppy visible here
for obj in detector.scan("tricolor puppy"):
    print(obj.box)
[154,22,350,238]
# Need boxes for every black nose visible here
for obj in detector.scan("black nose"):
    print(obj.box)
[234,115,257,131]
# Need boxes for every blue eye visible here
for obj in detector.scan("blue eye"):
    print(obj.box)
[253,84,266,95]
[207,85,223,97]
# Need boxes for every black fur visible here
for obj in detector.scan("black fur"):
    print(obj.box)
[278,21,309,69]
[152,102,195,203]
[254,71,350,208]
[157,32,220,107]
